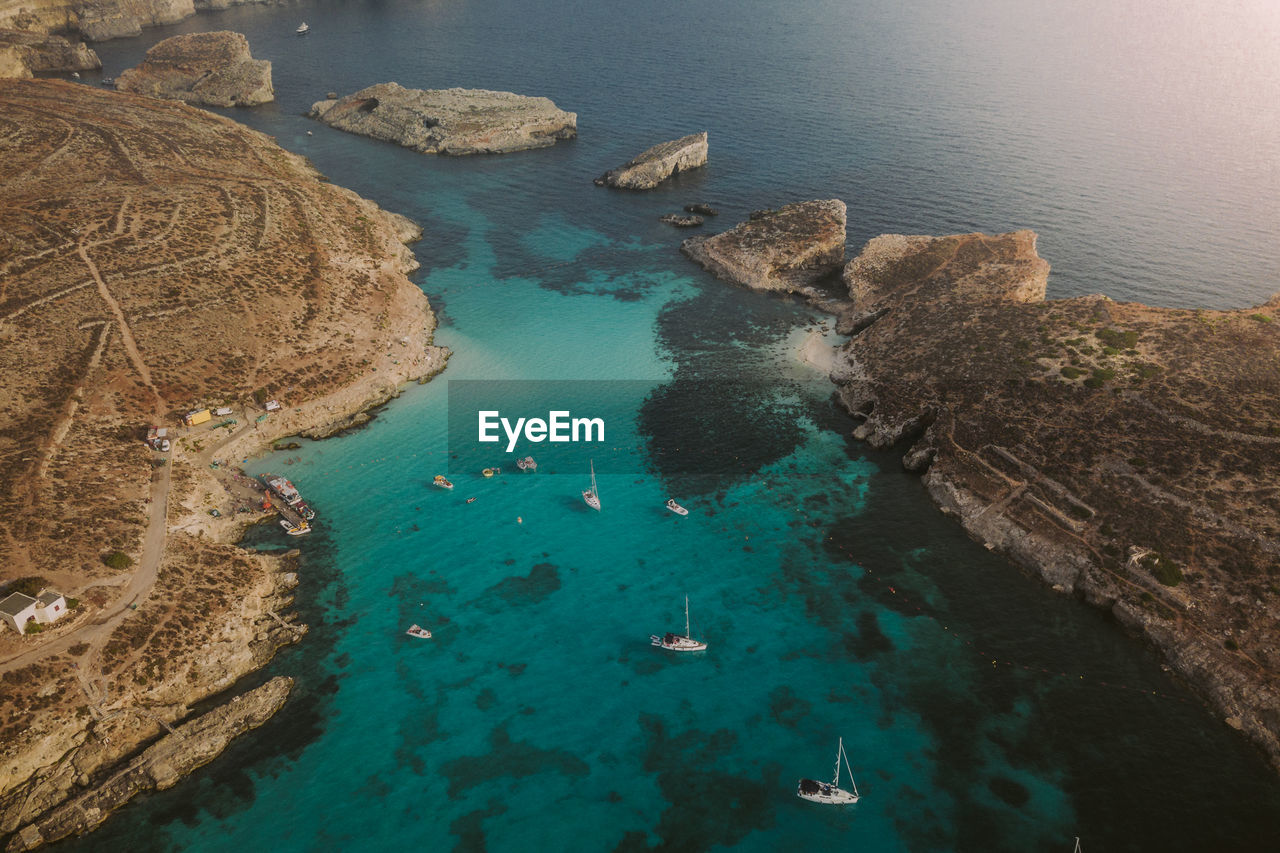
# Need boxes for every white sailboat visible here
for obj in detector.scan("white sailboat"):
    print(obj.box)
[797,737,860,804]
[582,459,601,511]
[650,596,707,651]
[296,22,310,34]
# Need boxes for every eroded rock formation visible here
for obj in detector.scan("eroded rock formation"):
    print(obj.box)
[115,30,272,107]
[0,29,99,78]
[680,199,847,294]
[6,677,292,851]
[594,132,708,189]
[309,82,577,155]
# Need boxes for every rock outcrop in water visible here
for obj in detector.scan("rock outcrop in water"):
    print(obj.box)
[6,677,292,851]
[0,29,100,77]
[830,228,1280,773]
[115,31,272,107]
[309,82,577,155]
[680,199,847,295]
[594,132,707,189]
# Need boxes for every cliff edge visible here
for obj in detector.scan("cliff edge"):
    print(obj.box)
[594,132,708,190]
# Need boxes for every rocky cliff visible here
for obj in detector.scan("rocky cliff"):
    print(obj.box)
[594,132,707,189]
[680,199,847,295]
[830,229,1280,772]
[309,82,577,155]
[6,677,292,851]
[115,30,272,107]
[0,29,99,77]
[0,0,272,42]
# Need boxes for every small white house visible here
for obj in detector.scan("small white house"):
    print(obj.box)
[0,590,69,633]
[264,400,281,412]
[0,593,38,633]
[214,407,234,416]
[35,591,67,624]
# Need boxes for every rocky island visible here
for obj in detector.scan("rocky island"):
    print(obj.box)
[828,229,1280,772]
[594,132,708,190]
[115,30,272,107]
[309,82,577,155]
[680,199,847,296]
[0,79,448,848]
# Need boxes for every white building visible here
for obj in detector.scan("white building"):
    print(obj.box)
[0,590,69,633]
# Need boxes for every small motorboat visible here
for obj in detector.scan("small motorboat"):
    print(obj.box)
[405,624,432,639]
[433,475,454,490]
[279,519,311,536]
[665,498,689,516]
[296,22,310,34]
[516,456,537,471]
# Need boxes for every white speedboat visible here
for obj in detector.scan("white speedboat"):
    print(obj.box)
[296,22,310,34]
[433,474,454,490]
[279,519,311,536]
[406,623,432,639]
[516,456,537,471]
[650,596,706,651]
[582,459,601,511]
[665,498,688,516]
[797,737,860,804]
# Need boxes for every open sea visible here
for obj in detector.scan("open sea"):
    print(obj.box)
[66,1,1280,850]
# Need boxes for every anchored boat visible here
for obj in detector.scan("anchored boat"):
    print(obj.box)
[665,498,688,516]
[406,624,432,639]
[797,737,860,804]
[582,459,600,511]
[650,596,706,651]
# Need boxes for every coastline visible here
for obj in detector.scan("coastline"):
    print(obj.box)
[0,79,450,849]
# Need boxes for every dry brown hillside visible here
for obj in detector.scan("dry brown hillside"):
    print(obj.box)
[0,78,444,843]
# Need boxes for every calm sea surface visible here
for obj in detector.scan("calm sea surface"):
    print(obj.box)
[70,1,1280,850]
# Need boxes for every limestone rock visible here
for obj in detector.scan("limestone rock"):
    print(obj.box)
[685,203,718,216]
[594,132,708,189]
[8,678,292,850]
[680,199,847,294]
[0,29,100,78]
[78,0,196,42]
[660,213,703,228]
[115,31,273,107]
[309,82,577,155]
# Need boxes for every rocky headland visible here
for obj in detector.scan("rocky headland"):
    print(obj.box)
[0,0,274,43]
[0,29,99,77]
[828,229,1280,772]
[680,199,847,296]
[309,82,577,155]
[115,30,272,107]
[594,132,708,189]
[0,78,448,847]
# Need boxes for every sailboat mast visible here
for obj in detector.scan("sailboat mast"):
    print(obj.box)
[684,595,690,637]
[834,737,843,786]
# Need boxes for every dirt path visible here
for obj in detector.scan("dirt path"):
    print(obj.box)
[77,237,163,418]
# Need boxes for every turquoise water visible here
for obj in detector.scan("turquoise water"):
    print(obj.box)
[72,2,1280,851]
